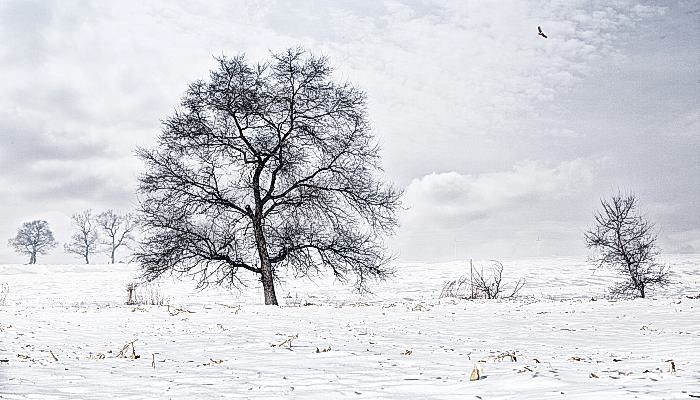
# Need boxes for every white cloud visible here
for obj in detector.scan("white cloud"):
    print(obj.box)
[395,158,604,260]
[404,158,597,225]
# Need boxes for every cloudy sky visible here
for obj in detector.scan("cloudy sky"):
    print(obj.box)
[1,0,698,264]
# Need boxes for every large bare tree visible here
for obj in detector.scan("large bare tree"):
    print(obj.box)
[64,209,99,264]
[136,48,401,305]
[96,210,136,264]
[8,220,58,264]
[585,192,670,298]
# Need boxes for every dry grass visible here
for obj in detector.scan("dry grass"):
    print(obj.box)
[0,283,9,306]
[126,282,170,306]
[117,340,140,360]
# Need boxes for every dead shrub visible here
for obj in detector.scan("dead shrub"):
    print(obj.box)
[125,282,169,306]
[0,283,8,306]
[440,260,525,300]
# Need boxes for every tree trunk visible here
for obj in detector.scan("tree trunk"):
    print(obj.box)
[260,257,278,305]
[85,252,90,264]
[251,213,278,305]
[250,165,278,305]
[111,237,116,264]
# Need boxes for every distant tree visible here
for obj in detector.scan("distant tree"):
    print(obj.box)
[136,48,401,305]
[585,192,670,298]
[64,210,99,264]
[96,210,136,264]
[8,220,58,264]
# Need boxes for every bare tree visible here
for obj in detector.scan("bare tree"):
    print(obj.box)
[96,210,136,264]
[8,220,58,264]
[585,192,670,298]
[64,210,99,264]
[136,48,401,305]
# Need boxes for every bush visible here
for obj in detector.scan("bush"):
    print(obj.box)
[126,282,169,306]
[441,260,525,300]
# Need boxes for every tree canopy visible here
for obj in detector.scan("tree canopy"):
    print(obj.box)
[136,48,401,304]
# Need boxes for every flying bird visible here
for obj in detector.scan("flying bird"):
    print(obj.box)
[538,26,548,39]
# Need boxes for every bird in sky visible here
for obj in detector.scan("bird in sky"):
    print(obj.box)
[538,26,548,39]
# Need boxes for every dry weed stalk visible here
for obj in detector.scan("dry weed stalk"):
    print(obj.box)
[127,283,170,306]
[126,283,137,305]
[0,283,9,306]
[117,340,140,360]
[496,351,518,362]
[216,303,241,314]
[168,305,194,316]
[667,359,676,373]
[272,334,299,349]
[469,365,481,381]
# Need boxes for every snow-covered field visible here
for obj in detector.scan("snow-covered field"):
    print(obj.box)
[1,255,699,399]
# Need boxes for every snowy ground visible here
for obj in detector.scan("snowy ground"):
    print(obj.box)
[1,255,699,399]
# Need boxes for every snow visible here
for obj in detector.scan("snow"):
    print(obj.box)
[1,255,699,399]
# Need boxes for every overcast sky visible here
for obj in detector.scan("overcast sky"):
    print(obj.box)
[1,0,698,264]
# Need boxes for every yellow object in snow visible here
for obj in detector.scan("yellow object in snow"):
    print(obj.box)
[470,366,480,381]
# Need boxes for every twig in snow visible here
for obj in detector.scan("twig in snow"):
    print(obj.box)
[216,303,241,314]
[116,340,140,360]
[0,283,9,306]
[168,305,195,316]
[496,351,517,362]
[666,359,676,373]
[272,334,299,349]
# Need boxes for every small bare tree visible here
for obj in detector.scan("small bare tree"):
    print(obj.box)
[64,210,99,264]
[96,210,136,264]
[8,220,58,264]
[585,192,670,298]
